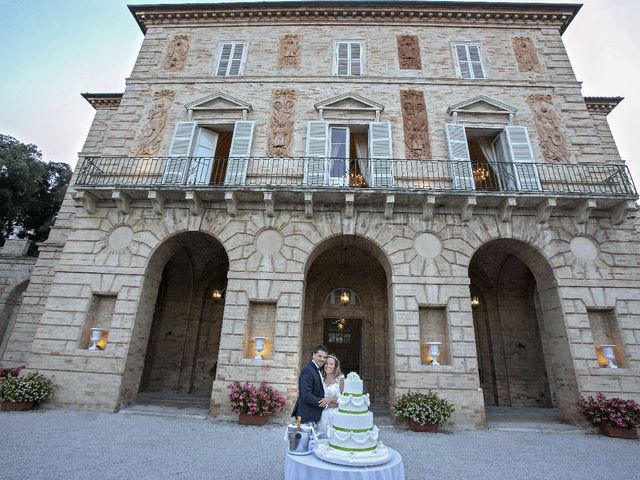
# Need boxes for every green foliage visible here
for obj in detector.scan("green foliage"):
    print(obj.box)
[0,371,54,403]
[391,391,455,425]
[0,135,72,242]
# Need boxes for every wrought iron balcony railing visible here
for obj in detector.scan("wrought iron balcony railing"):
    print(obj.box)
[75,156,637,197]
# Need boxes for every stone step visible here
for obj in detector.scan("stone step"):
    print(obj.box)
[485,406,583,433]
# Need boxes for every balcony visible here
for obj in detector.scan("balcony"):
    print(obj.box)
[73,156,637,221]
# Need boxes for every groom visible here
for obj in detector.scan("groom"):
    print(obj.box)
[292,345,329,424]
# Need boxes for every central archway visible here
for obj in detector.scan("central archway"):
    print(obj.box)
[302,235,391,405]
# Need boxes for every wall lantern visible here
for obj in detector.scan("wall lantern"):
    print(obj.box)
[600,344,618,368]
[339,290,350,305]
[426,341,442,365]
[471,296,480,310]
[254,336,267,360]
[212,288,226,301]
[89,328,108,351]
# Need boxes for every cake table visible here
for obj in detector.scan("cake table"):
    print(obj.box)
[284,447,404,480]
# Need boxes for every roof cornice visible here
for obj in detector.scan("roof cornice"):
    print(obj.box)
[81,93,123,110]
[584,96,624,115]
[128,2,582,35]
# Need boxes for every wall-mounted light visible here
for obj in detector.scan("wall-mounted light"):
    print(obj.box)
[471,296,480,310]
[212,288,226,301]
[89,328,108,351]
[339,290,350,305]
[336,318,347,331]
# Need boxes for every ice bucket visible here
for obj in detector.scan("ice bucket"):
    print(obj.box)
[286,424,316,455]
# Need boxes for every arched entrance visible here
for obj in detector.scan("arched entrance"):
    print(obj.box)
[0,280,29,360]
[469,239,578,419]
[303,235,390,406]
[120,232,228,409]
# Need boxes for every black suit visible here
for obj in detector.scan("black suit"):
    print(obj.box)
[292,361,325,424]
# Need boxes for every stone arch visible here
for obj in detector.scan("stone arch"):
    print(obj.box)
[118,230,229,408]
[0,279,30,361]
[468,237,579,421]
[302,234,392,404]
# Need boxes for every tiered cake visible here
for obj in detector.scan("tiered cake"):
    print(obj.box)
[315,372,390,465]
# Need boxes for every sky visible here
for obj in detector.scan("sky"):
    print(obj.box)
[1,0,639,184]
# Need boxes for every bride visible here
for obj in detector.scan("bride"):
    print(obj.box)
[318,354,344,437]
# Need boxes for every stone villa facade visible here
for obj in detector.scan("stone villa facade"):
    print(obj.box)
[1,1,639,428]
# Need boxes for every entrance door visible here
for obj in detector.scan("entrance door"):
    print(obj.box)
[323,318,361,375]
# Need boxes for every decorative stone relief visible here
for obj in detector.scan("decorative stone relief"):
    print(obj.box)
[527,95,569,164]
[278,34,301,68]
[400,90,431,159]
[164,35,190,70]
[267,89,296,157]
[397,35,422,70]
[512,37,541,73]
[136,90,175,157]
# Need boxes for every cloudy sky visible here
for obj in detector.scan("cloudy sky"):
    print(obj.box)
[1,0,639,183]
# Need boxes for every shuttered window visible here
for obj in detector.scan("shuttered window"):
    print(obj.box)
[454,43,485,79]
[215,42,247,76]
[335,41,363,76]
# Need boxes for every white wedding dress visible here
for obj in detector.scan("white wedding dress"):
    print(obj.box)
[318,375,343,438]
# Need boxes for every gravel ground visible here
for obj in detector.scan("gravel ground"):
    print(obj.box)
[1,409,639,480]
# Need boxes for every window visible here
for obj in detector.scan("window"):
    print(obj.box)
[445,123,540,192]
[335,41,363,76]
[304,121,394,188]
[453,43,485,79]
[162,120,255,186]
[215,42,247,76]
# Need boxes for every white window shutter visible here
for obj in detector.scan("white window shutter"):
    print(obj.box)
[369,122,394,187]
[229,43,246,76]
[493,133,518,191]
[162,121,196,184]
[337,42,349,76]
[445,123,474,190]
[187,129,218,185]
[505,126,541,191]
[304,121,329,186]
[350,42,362,76]
[455,44,470,79]
[224,120,254,185]
[216,43,233,76]
[468,45,485,79]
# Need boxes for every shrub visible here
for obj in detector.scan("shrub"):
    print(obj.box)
[0,371,54,403]
[576,393,640,429]
[392,391,455,425]
[227,381,287,416]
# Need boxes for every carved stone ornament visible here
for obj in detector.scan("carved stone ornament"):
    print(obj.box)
[164,35,190,70]
[527,95,569,164]
[401,90,431,160]
[397,35,422,70]
[278,34,301,68]
[136,90,175,157]
[267,89,296,157]
[512,36,541,73]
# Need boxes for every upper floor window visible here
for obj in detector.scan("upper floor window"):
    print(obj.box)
[335,41,364,76]
[453,43,485,79]
[215,42,247,76]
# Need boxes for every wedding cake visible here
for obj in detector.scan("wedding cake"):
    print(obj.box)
[315,372,390,465]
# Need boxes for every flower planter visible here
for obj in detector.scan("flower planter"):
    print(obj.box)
[599,424,638,439]
[408,420,439,432]
[239,413,269,426]
[1,400,34,411]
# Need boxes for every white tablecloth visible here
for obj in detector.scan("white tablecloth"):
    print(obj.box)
[284,448,404,480]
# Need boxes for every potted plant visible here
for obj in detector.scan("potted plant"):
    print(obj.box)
[576,393,640,439]
[0,371,54,411]
[227,380,286,426]
[392,390,455,432]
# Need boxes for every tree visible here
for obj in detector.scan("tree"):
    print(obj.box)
[0,135,72,242]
